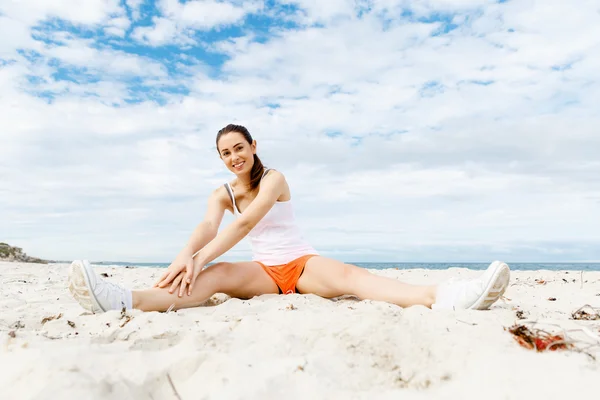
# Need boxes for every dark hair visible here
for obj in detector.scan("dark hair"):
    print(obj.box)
[216,124,265,191]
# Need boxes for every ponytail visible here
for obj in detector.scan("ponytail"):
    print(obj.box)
[249,154,264,191]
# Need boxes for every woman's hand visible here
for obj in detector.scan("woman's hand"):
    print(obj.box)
[154,252,194,294]
[185,258,206,296]
[155,252,206,297]
[165,259,204,297]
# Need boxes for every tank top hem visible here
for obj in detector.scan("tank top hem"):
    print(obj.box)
[252,250,320,267]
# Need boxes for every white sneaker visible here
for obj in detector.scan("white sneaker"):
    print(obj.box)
[68,260,132,313]
[432,261,510,310]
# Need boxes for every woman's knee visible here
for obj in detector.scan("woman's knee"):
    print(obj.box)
[206,261,277,298]
[320,263,362,294]
[201,262,236,291]
[336,264,370,292]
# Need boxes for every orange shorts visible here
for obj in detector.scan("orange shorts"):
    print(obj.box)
[256,254,317,294]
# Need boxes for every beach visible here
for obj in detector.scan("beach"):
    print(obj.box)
[1,261,599,400]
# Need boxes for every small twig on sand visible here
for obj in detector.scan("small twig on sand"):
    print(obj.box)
[456,319,478,326]
[119,307,133,328]
[167,373,182,400]
[571,304,600,321]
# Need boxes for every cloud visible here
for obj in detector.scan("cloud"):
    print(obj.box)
[131,16,186,46]
[104,16,132,37]
[126,0,146,21]
[131,0,264,46]
[158,0,262,27]
[0,0,125,30]
[39,37,166,78]
[1,0,599,263]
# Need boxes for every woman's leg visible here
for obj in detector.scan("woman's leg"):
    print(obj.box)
[133,261,279,311]
[296,257,437,308]
[69,260,278,313]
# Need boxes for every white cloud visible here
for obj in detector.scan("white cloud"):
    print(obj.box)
[131,16,187,46]
[0,16,36,56]
[104,16,132,37]
[132,0,264,46]
[272,0,356,24]
[41,38,167,78]
[2,0,600,262]
[0,0,134,74]
[159,0,261,28]
[126,0,146,20]
[0,0,122,25]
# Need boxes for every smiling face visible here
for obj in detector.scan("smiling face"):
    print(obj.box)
[217,131,256,176]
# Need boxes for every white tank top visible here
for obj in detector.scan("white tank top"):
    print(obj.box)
[224,170,318,266]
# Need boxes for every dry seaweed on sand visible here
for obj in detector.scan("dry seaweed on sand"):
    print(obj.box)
[41,313,63,325]
[514,309,527,320]
[506,321,600,359]
[507,324,572,352]
[571,304,600,321]
[119,307,132,328]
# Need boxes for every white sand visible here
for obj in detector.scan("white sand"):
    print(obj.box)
[1,261,599,399]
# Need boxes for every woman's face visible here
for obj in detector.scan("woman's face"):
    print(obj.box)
[217,131,256,176]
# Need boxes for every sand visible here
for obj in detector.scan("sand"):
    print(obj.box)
[1,261,599,399]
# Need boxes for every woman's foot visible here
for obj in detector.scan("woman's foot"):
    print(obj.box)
[68,260,132,313]
[432,261,510,310]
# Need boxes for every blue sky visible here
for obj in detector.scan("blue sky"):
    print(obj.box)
[1,0,599,263]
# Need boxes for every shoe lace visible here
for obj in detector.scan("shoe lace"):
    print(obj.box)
[96,279,127,309]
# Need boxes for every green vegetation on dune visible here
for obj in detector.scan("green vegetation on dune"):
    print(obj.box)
[0,243,49,263]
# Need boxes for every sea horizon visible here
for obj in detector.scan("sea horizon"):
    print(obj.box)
[55,261,600,272]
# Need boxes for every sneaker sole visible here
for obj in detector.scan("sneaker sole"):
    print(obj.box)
[469,261,510,310]
[68,260,105,313]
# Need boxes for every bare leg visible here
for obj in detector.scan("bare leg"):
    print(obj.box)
[133,261,278,312]
[296,257,437,308]
[70,258,507,313]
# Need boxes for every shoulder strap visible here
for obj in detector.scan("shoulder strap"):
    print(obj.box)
[262,168,272,179]
[223,183,239,213]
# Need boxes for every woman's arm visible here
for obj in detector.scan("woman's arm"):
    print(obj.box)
[184,171,287,293]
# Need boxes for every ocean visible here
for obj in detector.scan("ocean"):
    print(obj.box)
[89,261,600,271]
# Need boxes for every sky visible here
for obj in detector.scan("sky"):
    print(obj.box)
[1,0,599,264]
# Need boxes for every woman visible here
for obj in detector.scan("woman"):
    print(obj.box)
[68,124,510,313]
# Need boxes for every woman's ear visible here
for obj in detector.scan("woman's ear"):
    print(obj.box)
[251,140,257,154]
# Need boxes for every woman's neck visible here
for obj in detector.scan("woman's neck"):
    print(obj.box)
[235,173,252,191]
